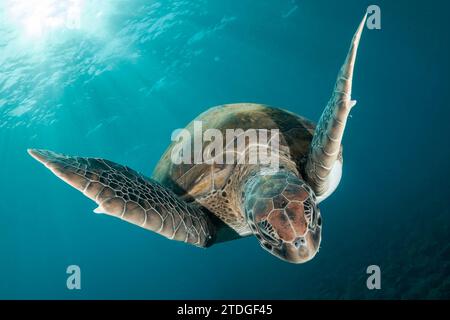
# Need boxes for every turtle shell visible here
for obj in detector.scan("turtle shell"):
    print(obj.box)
[152,103,316,239]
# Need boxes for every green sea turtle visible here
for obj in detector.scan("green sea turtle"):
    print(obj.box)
[28,15,366,264]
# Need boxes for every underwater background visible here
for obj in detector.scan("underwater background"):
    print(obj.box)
[0,0,449,299]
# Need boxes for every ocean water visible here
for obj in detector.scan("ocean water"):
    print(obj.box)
[0,0,449,299]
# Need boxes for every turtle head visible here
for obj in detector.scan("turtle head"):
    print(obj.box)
[244,170,322,264]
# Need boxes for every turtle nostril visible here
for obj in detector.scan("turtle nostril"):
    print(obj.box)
[294,237,306,249]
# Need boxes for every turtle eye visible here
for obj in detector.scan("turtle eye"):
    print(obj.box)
[303,198,314,226]
[310,206,317,228]
[304,198,319,229]
[257,220,281,245]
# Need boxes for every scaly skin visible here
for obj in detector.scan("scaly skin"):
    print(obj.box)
[306,14,366,196]
[28,149,215,247]
[243,169,321,263]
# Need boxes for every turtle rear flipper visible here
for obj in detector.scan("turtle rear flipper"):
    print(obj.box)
[28,149,215,247]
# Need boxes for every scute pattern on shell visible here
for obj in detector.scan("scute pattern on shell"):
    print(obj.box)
[152,103,317,237]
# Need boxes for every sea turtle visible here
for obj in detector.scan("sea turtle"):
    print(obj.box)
[28,15,366,264]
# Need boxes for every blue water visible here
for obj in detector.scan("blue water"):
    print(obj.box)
[0,0,449,299]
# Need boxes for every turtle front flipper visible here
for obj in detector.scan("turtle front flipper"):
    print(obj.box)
[305,14,366,199]
[28,149,215,247]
